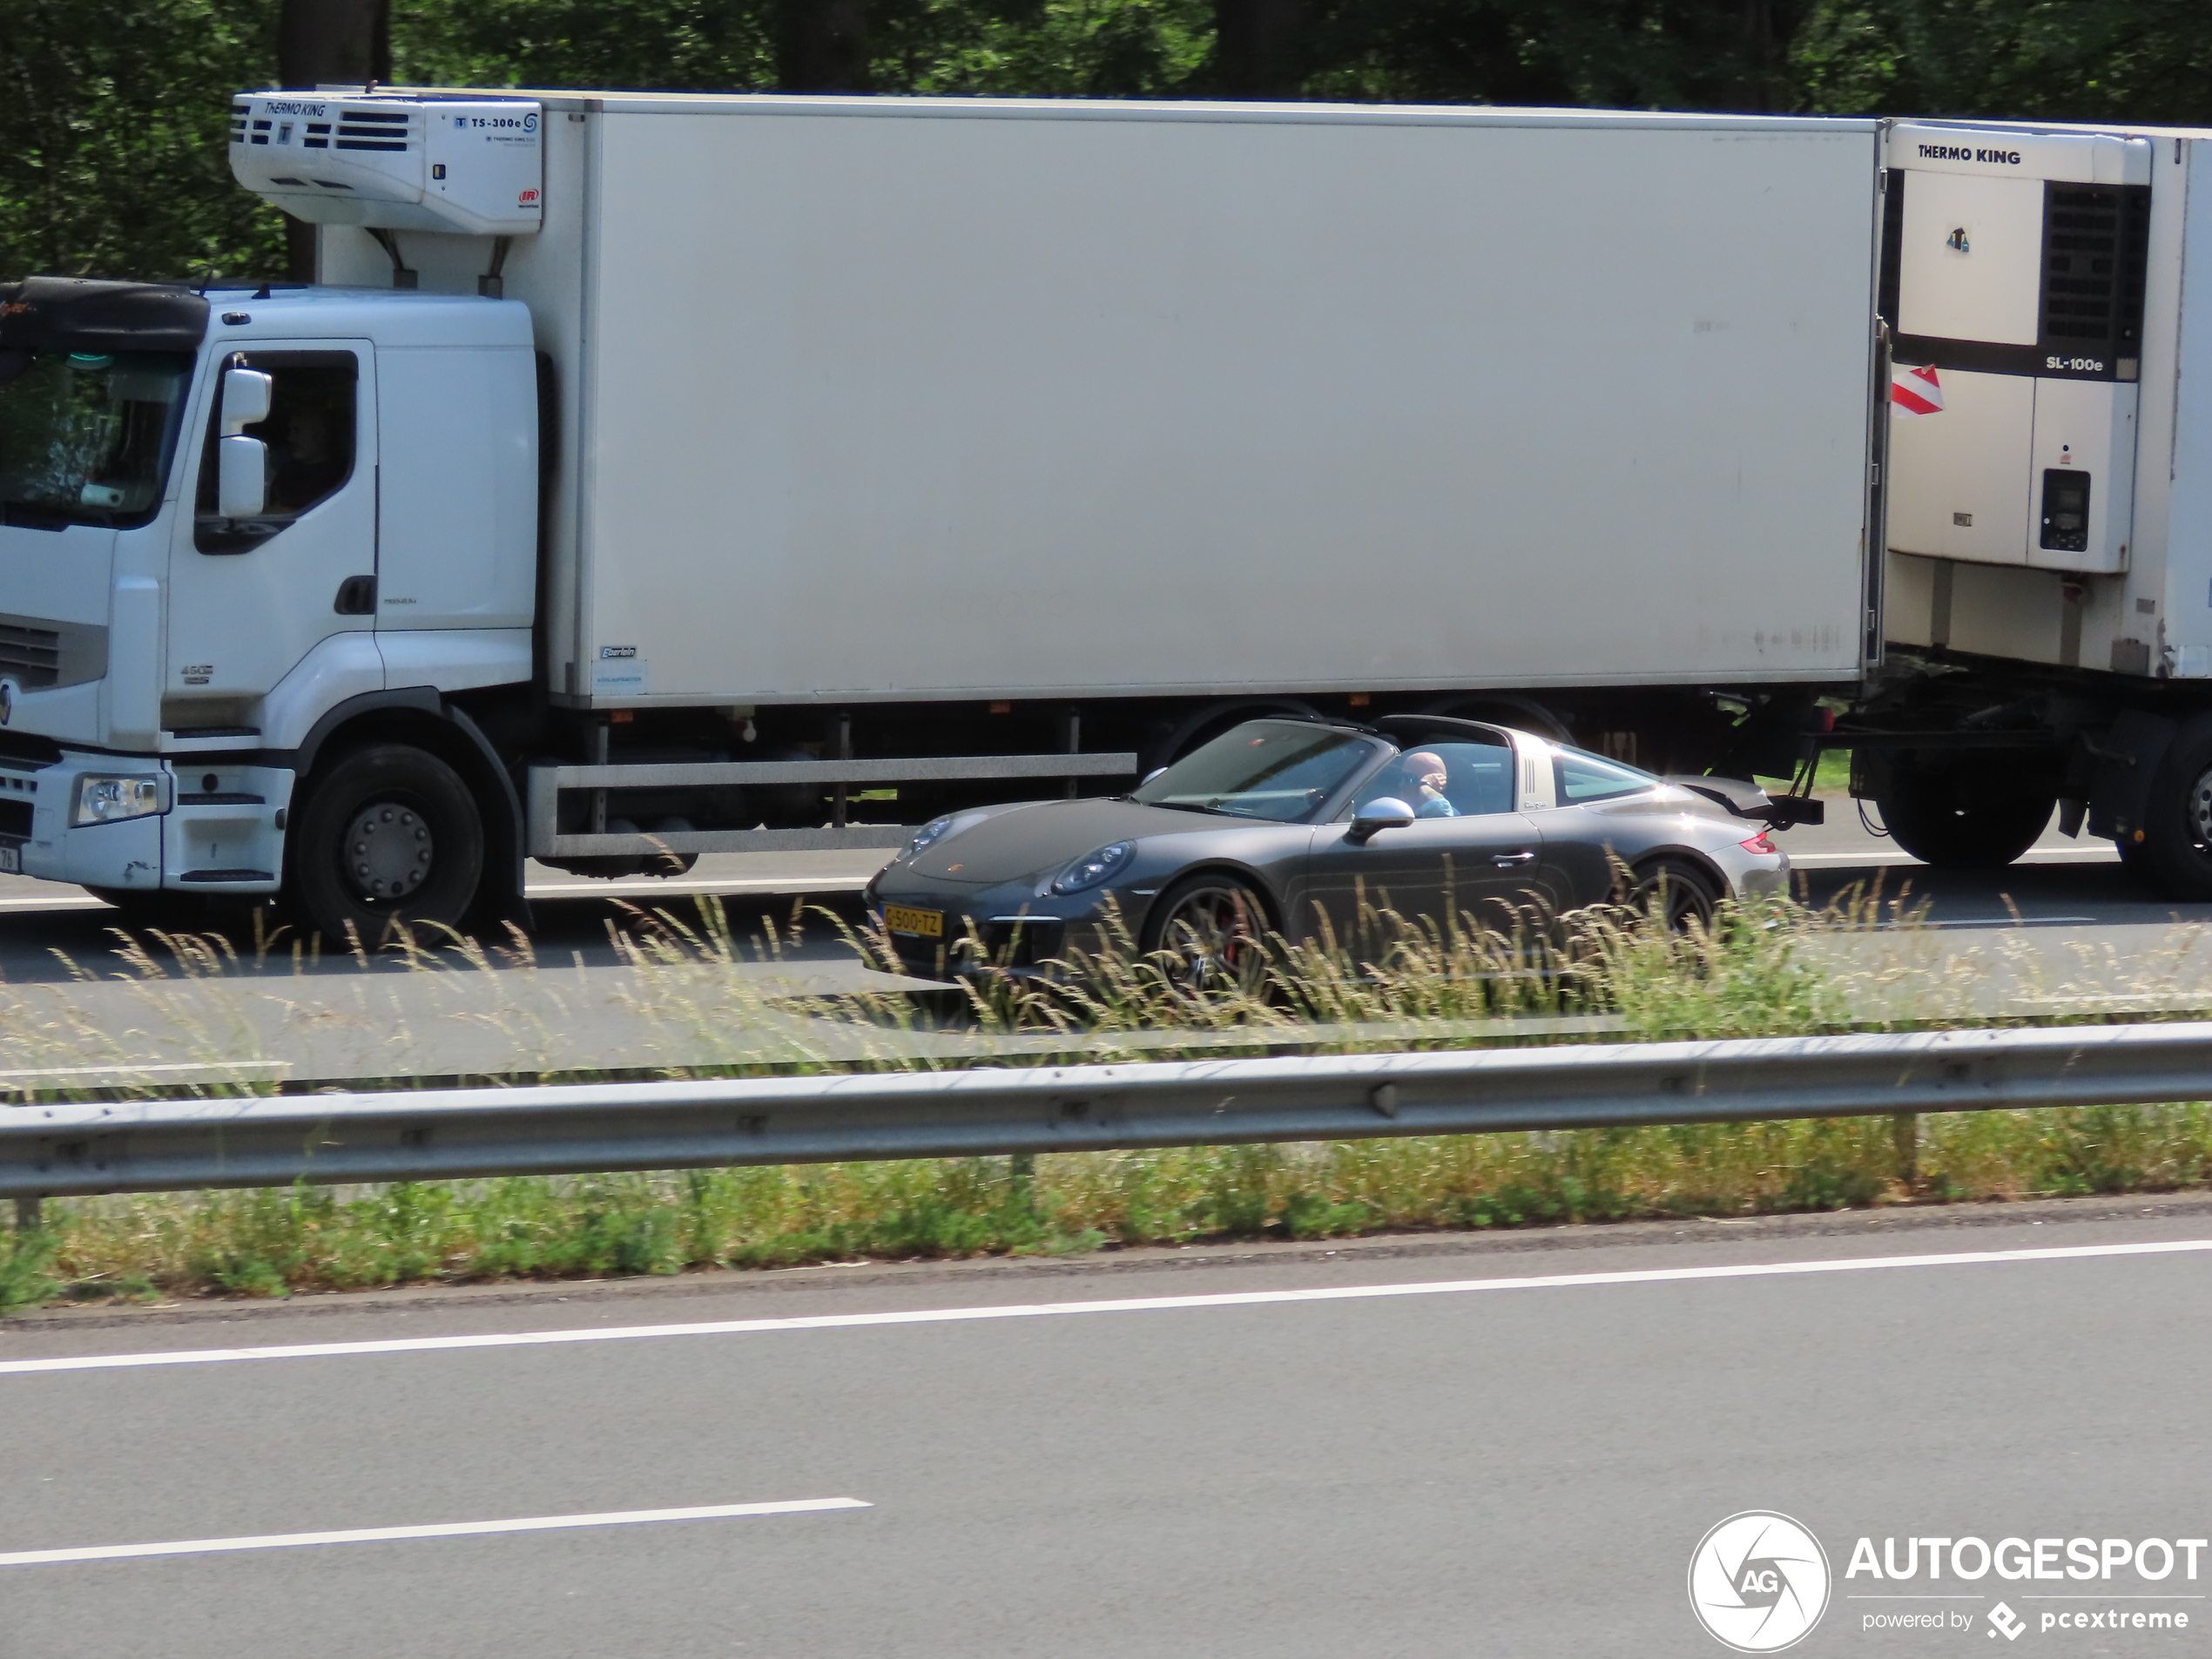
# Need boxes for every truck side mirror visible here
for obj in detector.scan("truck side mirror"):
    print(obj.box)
[1345,797,1415,845]
[219,367,273,434]
[217,435,268,518]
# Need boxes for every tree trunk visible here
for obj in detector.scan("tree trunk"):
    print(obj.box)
[1732,0,1785,111]
[276,0,392,280]
[1214,0,1305,98]
[774,0,871,92]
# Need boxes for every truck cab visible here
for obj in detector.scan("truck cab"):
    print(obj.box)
[0,276,535,926]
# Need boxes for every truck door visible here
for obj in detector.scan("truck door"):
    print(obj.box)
[1884,127,2150,578]
[165,342,377,727]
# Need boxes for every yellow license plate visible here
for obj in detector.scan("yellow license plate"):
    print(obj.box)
[884,904,943,938]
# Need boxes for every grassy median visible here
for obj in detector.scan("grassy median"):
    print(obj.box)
[5,881,2212,1313]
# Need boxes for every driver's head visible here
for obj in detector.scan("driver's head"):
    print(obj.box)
[1401,751,1448,791]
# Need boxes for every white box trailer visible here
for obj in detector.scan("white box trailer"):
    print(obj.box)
[313,97,1885,709]
[0,91,1901,941]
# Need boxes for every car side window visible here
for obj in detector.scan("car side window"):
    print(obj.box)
[1349,740,1515,818]
[1554,745,1659,805]
[194,350,358,553]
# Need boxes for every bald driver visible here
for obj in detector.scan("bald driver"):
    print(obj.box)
[1399,751,1458,818]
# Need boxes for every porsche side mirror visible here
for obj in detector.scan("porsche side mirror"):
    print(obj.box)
[1346,798,1415,845]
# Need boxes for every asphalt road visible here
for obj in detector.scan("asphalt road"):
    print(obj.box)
[3,1200,2211,1656]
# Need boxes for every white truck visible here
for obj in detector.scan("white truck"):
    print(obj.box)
[0,90,2202,938]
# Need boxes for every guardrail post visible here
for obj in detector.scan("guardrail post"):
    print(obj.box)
[1009,1152,1037,1215]
[14,1196,42,1235]
[1891,1112,1919,1190]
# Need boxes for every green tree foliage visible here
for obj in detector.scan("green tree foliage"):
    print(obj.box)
[389,0,1211,99]
[1792,0,2212,122]
[3,0,2209,282]
[0,0,287,280]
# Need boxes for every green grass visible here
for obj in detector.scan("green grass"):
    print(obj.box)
[13,1102,2209,1313]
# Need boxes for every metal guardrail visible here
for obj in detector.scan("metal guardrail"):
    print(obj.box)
[7,1020,2212,1201]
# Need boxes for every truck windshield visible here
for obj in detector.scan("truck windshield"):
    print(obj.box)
[0,349,193,530]
[1133,720,1381,821]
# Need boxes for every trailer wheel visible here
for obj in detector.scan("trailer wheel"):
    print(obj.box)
[1142,698,1325,775]
[1874,753,2055,870]
[1418,694,1572,744]
[289,743,485,945]
[2132,732,2212,900]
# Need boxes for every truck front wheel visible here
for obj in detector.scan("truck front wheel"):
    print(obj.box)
[289,743,486,945]
[1874,753,2054,870]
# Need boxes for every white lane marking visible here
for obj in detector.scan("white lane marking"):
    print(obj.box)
[3,1238,2206,1378]
[527,876,873,898]
[0,1498,870,1567]
[1922,915,2097,929]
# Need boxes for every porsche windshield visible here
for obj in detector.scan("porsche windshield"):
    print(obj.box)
[1133,721,1381,821]
[0,348,194,529]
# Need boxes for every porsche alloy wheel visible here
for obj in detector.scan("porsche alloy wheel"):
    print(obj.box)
[1143,874,1275,999]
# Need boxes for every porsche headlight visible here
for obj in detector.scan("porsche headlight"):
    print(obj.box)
[1051,840,1134,895]
[900,814,959,860]
[71,772,168,826]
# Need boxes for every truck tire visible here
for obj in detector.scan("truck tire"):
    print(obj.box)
[288,743,486,945]
[2131,728,2212,900]
[1142,698,1324,775]
[1874,754,2054,870]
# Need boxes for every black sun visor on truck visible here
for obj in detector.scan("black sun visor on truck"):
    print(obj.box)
[0,279,211,361]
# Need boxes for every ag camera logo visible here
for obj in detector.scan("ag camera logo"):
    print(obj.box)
[1689,1511,1831,1652]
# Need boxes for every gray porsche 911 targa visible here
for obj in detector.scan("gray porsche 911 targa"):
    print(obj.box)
[865,715,1791,986]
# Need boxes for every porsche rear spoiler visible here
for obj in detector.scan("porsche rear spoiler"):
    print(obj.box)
[1664,776,1825,828]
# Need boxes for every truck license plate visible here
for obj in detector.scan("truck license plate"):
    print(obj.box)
[884,904,942,938]
[0,844,19,873]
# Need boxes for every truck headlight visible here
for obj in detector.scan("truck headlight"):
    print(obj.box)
[71,772,168,826]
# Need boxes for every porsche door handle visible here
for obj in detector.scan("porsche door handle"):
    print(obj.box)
[1490,850,1537,866]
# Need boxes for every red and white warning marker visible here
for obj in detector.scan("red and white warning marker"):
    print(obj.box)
[1892,361,1944,416]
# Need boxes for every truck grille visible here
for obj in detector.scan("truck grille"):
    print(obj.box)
[2041,185,2150,354]
[0,622,60,689]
